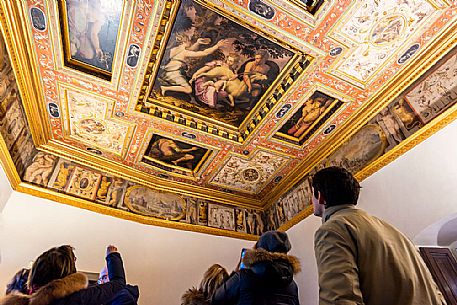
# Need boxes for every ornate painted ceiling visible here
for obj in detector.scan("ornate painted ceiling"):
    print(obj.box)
[0,0,455,239]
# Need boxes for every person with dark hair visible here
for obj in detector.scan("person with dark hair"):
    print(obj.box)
[311,166,446,305]
[0,245,127,305]
[181,264,229,305]
[5,268,29,295]
[211,230,301,305]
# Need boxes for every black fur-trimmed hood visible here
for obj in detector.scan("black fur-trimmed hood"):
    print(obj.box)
[0,272,88,305]
[243,248,301,274]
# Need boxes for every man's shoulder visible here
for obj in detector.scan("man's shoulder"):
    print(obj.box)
[317,208,371,233]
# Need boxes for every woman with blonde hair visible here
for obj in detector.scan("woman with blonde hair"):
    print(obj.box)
[182,264,229,305]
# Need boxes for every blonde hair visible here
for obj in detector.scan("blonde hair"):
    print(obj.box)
[199,264,229,298]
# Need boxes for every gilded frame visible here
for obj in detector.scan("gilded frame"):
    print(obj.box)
[140,131,214,179]
[57,0,126,80]
[135,0,313,143]
[287,0,326,15]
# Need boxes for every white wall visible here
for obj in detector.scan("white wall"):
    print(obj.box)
[288,118,457,305]
[1,119,456,305]
[0,164,12,213]
[0,191,254,305]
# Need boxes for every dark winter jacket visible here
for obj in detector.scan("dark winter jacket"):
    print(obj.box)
[0,252,126,305]
[108,285,139,305]
[211,248,301,305]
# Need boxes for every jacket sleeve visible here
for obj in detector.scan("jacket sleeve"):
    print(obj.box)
[68,252,127,305]
[108,285,139,305]
[314,227,365,305]
[211,271,241,305]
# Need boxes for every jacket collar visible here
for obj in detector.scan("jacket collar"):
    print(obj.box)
[0,272,88,305]
[243,248,301,274]
[322,204,356,223]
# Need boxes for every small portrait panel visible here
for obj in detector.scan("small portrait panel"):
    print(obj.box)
[245,209,264,235]
[248,0,275,20]
[182,197,199,224]
[391,99,422,133]
[264,207,278,231]
[66,166,102,200]
[30,7,46,31]
[47,102,60,118]
[48,159,76,191]
[235,208,247,232]
[105,177,127,209]
[274,91,343,145]
[208,204,235,231]
[289,0,325,14]
[60,0,123,78]
[198,199,208,225]
[142,134,210,173]
[126,44,140,68]
[95,175,113,203]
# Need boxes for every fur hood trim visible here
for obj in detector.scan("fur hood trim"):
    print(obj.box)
[243,248,301,274]
[181,287,209,305]
[0,272,88,305]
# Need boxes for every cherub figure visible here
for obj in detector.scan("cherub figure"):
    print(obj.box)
[23,153,57,186]
[159,35,230,96]
[53,163,74,190]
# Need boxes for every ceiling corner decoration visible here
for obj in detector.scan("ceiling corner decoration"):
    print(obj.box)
[0,0,455,239]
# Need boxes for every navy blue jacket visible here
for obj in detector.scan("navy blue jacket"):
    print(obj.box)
[211,249,301,305]
[52,252,126,305]
[0,252,127,305]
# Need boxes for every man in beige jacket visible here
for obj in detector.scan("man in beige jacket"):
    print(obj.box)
[311,166,446,305]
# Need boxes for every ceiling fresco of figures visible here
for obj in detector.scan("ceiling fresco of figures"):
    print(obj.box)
[0,0,455,239]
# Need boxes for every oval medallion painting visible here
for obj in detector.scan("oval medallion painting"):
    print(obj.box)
[327,124,387,173]
[124,185,186,220]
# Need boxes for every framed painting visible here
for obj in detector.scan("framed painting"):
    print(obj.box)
[208,203,235,231]
[142,134,211,175]
[288,0,325,15]
[123,184,186,220]
[273,91,343,146]
[59,0,124,80]
[136,0,312,142]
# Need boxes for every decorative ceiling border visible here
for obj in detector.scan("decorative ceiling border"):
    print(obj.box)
[263,21,457,206]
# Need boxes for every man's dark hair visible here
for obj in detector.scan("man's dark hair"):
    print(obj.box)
[311,166,361,207]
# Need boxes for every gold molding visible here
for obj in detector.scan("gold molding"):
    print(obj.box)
[39,140,263,209]
[0,2,50,147]
[14,181,259,241]
[264,21,457,207]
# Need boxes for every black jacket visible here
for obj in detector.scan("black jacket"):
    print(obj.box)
[108,285,139,305]
[211,249,301,305]
[0,252,126,305]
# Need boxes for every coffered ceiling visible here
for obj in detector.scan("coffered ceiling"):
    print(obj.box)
[0,0,455,239]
